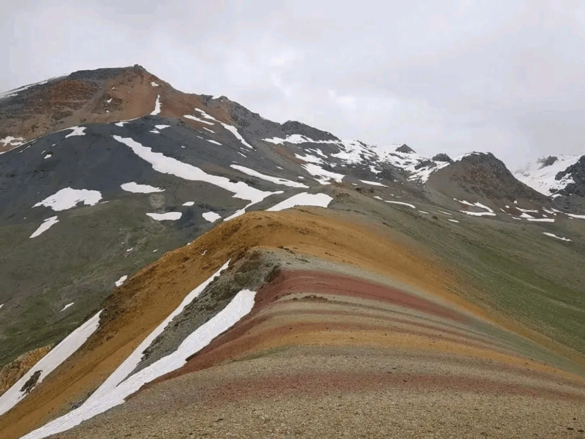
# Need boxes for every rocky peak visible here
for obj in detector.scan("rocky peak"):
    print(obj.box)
[554,155,585,197]
[396,144,416,154]
[281,120,339,142]
[0,66,167,152]
[537,156,558,168]
[432,153,452,162]
[428,152,549,202]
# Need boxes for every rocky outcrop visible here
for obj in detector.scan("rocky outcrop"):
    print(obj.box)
[432,153,452,162]
[396,144,416,154]
[0,345,52,396]
[554,156,585,197]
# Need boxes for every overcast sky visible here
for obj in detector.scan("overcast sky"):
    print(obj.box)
[2,0,585,168]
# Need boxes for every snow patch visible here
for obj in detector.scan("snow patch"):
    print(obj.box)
[112,136,280,207]
[448,219,460,223]
[151,96,161,115]
[207,139,222,146]
[542,232,572,242]
[154,125,170,130]
[385,201,416,209]
[221,123,254,149]
[184,114,215,126]
[567,213,585,219]
[0,136,25,147]
[121,182,164,194]
[61,302,74,312]
[151,82,159,87]
[0,311,102,417]
[267,193,333,212]
[359,180,387,187]
[64,127,86,138]
[231,165,308,188]
[202,212,221,223]
[30,216,59,238]
[33,188,102,211]
[115,275,127,287]
[526,218,555,223]
[146,212,182,221]
[182,201,195,207]
[460,211,496,217]
[302,163,344,184]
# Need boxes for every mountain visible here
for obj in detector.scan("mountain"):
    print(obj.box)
[1,66,585,439]
[515,154,585,197]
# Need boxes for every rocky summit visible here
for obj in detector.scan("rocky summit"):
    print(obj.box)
[0,67,585,439]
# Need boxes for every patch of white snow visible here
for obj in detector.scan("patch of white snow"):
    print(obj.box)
[0,311,102,417]
[146,212,182,221]
[30,216,59,238]
[115,275,127,287]
[33,188,102,211]
[267,193,333,212]
[121,182,164,194]
[231,165,308,188]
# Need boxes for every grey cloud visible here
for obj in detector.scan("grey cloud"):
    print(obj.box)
[2,0,585,168]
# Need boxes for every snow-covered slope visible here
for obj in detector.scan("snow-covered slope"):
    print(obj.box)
[515,155,583,197]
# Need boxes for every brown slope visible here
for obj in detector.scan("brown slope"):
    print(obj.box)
[0,66,248,153]
[0,207,493,439]
[57,264,585,439]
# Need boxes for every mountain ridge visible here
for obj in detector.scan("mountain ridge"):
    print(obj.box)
[1,66,585,439]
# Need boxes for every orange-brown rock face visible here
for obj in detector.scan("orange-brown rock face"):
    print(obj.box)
[0,345,52,396]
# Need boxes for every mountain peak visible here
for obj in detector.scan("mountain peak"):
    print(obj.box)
[395,144,416,154]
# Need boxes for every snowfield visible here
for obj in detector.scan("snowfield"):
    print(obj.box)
[0,311,102,417]
[113,136,280,205]
[33,188,102,211]
[515,155,582,196]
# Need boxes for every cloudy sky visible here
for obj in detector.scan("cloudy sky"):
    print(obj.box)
[2,0,585,168]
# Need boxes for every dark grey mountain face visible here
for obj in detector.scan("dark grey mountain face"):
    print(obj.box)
[554,156,585,197]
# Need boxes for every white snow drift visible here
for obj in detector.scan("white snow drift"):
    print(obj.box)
[146,212,182,221]
[267,192,333,212]
[202,212,221,222]
[33,188,102,212]
[30,216,60,238]
[0,311,102,417]
[231,164,308,188]
[113,135,281,219]
[121,182,164,194]
[115,275,128,287]
[542,232,572,242]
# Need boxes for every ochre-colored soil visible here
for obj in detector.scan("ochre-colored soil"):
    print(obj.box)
[2,209,584,439]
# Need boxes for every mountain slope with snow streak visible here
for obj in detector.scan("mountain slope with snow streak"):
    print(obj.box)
[1,65,585,439]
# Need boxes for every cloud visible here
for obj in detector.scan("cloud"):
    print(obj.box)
[2,0,585,167]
